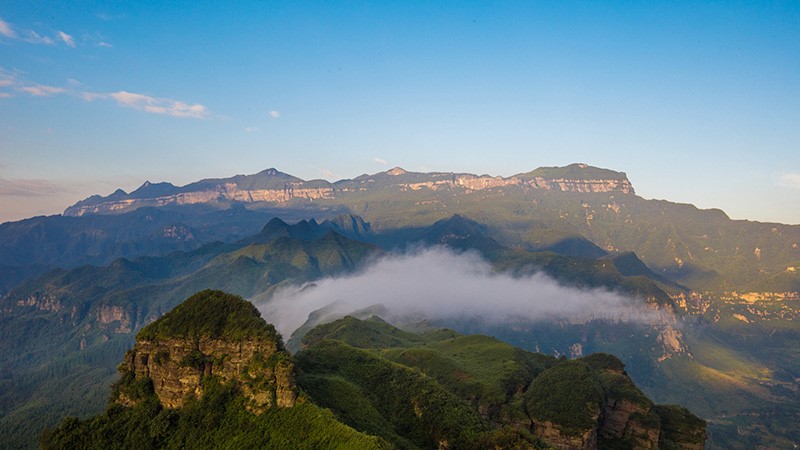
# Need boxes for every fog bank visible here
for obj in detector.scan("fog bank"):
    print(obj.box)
[258,247,663,338]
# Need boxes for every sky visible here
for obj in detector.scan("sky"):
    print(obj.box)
[1,1,799,224]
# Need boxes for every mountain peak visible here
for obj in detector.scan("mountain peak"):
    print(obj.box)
[387,167,407,176]
[121,290,295,411]
[515,163,634,194]
[136,289,280,342]
[259,168,282,176]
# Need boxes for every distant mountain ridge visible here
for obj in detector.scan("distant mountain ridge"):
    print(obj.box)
[64,163,634,216]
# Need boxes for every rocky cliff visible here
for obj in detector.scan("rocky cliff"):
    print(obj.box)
[526,354,706,450]
[117,290,296,413]
[64,163,635,216]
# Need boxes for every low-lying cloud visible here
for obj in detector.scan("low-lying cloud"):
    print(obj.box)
[259,247,663,338]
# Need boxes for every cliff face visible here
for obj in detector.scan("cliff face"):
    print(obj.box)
[65,183,335,216]
[528,360,705,450]
[530,394,661,450]
[121,335,295,412]
[64,163,635,216]
[117,290,297,413]
[533,419,599,450]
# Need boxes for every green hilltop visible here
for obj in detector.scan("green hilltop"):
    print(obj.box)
[136,290,280,343]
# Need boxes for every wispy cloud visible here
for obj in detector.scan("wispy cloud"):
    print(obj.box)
[97,41,113,48]
[24,30,55,45]
[1,68,210,119]
[0,17,16,38]
[107,91,209,119]
[778,173,800,190]
[373,157,387,165]
[21,84,66,96]
[0,176,67,197]
[0,92,12,98]
[269,110,281,119]
[57,31,75,47]
[0,17,79,48]
[244,126,259,132]
[319,168,337,179]
[96,12,125,21]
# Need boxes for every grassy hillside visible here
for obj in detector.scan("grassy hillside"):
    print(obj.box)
[296,316,705,449]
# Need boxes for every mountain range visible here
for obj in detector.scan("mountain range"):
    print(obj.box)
[4,162,795,293]
[1,163,799,448]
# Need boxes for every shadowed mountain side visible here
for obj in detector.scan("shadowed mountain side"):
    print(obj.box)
[56,163,800,291]
[0,226,379,449]
[0,204,357,296]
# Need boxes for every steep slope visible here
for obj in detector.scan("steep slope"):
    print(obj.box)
[41,290,388,449]
[0,223,380,449]
[296,316,707,449]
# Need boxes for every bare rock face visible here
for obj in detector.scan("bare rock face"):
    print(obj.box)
[117,290,296,413]
[15,293,64,312]
[598,398,660,449]
[527,355,705,450]
[96,305,132,333]
[532,419,598,450]
[530,389,661,450]
[122,336,295,411]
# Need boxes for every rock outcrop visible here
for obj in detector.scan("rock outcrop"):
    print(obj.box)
[116,290,296,413]
[533,419,599,450]
[121,335,295,411]
[527,354,705,450]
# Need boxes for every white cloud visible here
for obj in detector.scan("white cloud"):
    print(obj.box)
[24,30,54,45]
[269,110,281,119]
[0,19,74,48]
[96,12,124,21]
[21,84,66,96]
[0,69,211,119]
[0,70,67,97]
[778,173,800,190]
[108,90,209,119]
[319,168,337,179]
[0,69,17,97]
[0,17,15,38]
[260,248,663,338]
[373,157,387,165]
[97,41,113,48]
[57,31,75,47]
[244,126,259,132]
[0,176,66,197]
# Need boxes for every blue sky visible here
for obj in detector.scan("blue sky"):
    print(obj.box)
[1,1,799,224]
